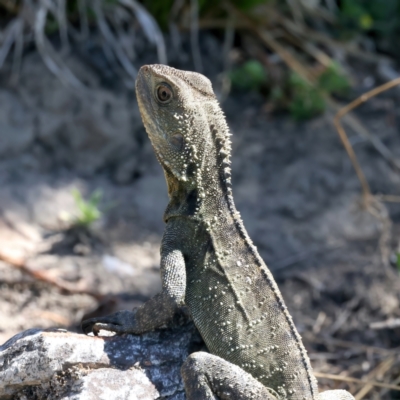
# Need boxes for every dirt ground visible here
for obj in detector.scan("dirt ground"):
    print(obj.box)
[1,33,400,399]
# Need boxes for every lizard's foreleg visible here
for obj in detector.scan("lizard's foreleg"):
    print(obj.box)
[82,249,186,335]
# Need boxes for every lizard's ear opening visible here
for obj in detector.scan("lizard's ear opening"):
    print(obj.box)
[170,133,184,151]
[183,72,214,97]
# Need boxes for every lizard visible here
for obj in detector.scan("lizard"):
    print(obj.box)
[82,64,355,400]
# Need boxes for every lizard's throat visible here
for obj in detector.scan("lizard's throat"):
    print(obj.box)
[163,163,233,222]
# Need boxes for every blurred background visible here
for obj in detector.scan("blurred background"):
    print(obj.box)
[1,0,400,398]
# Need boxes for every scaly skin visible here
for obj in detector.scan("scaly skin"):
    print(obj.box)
[82,64,354,400]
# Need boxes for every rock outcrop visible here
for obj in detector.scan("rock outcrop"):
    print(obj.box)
[0,323,200,399]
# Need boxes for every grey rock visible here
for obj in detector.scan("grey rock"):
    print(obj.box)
[63,369,158,400]
[0,324,198,399]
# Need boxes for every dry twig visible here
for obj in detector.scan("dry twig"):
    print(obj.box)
[311,336,399,355]
[353,356,396,399]
[370,318,400,330]
[333,77,400,203]
[0,250,105,301]
[331,79,400,266]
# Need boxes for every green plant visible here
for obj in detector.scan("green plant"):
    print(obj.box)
[72,188,103,227]
[283,63,350,120]
[230,60,268,91]
[396,253,400,271]
[288,73,325,120]
[339,0,374,32]
[318,63,350,96]
[338,0,400,38]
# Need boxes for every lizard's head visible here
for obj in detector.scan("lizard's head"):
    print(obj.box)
[136,64,232,209]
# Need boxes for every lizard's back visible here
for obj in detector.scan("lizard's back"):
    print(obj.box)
[170,212,319,400]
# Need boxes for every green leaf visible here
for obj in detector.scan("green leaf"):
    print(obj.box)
[71,188,103,227]
[359,13,373,30]
[230,60,267,91]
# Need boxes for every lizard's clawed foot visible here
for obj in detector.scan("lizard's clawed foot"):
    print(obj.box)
[81,310,137,336]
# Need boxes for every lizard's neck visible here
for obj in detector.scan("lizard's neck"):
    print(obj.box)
[163,162,235,223]
[163,119,237,224]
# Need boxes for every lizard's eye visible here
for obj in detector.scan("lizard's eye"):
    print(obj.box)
[156,84,173,103]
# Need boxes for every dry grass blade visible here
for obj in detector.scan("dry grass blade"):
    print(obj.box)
[119,0,167,65]
[276,35,334,78]
[109,7,136,61]
[34,2,84,90]
[305,3,336,24]
[379,374,400,398]
[169,0,184,58]
[334,76,400,169]
[225,3,315,83]
[77,0,89,39]
[1,0,166,88]
[92,0,137,80]
[370,318,400,330]
[314,371,400,392]
[312,336,399,354]
[368,196,392,265]
[0,250,105,300]
[377,194,400,203]
[286,0,304,24]
[253,28,314,83]
[338,119,400,174]
[222,13,234,72]
[269,7,389,64]
[0,18,23,69]
[333,77,400,203]
[217,13,235,102]
[11,15,24,80]
[333,107,371,201]
[56,0,69,50]
[197,18,247,29]
[190,0,202,72]
[354,356,396,399]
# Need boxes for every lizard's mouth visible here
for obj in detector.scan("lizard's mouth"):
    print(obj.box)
[136,67,163,149]
[136,68,152,126]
